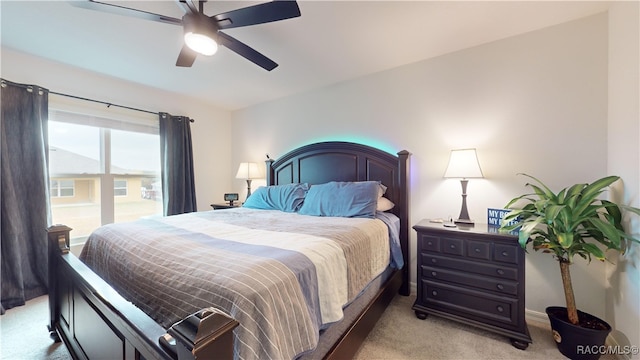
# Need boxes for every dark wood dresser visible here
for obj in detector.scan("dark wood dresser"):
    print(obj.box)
[412,220,532,349]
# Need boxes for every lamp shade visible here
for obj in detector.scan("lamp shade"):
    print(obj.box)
[235,162,261,180]
[443,148,484,179]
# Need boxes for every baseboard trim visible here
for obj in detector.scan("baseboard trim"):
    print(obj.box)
[602,333,634,360]
[525,308,549,325]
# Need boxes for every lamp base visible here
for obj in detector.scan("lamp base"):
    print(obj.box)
[245,179,253,201]
[455,179,474,226]
[454,218,475,226]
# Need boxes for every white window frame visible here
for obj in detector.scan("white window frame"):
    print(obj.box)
[114,179,128,197]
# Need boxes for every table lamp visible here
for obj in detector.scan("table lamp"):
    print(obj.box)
[443,148,484,224]
[235,162,261,201]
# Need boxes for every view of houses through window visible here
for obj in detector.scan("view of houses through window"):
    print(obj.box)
[48,110,162,245]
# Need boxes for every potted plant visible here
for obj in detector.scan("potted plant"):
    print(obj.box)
[500,174,640,360]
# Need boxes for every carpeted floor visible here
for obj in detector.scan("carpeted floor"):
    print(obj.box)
[0,296,71,360]
[1,294,615,359]
[352,294,608,359]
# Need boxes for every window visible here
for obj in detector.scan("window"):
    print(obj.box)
[48,107,162,244]
[51,180,75,197]
[114,180,128,197]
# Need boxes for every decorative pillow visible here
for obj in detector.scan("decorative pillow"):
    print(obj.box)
[298,181,381,218]
[243,183,309,212]
[376,183,387,198]
[377,196,395,212]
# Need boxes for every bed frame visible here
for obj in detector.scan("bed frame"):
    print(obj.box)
[48,141,410,360]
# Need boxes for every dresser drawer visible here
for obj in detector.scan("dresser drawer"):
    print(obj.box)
[494,243,520,264]
[422,265,519,296]
[421,253,518,280]
[419,234,441,252]
[420,279,520,328]
[467,240,491,261]
[442,237,464,256]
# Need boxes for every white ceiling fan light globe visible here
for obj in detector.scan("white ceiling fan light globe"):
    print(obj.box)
[184,32,218,56]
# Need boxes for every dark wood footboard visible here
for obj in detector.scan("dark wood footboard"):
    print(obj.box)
[47,225,238,360]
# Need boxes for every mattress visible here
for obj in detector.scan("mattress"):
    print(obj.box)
[80,207,399,360]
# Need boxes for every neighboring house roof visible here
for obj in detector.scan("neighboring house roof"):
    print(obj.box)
[49,146,156,176]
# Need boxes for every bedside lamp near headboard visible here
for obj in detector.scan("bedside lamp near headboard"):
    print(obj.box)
[236,162,261,201]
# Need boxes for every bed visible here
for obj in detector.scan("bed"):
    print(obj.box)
[48,141,410,360]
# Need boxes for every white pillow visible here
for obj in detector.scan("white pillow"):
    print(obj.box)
[377,196,395,212]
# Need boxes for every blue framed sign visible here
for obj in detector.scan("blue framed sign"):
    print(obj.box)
[487,208,519,227]
[487,208,520,235]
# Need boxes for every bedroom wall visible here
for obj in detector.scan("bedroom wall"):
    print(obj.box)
[0,48,232,212]
[606,1,640,350]
[231,13,612,322]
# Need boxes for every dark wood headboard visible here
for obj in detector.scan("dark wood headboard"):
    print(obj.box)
[265,141,410,295]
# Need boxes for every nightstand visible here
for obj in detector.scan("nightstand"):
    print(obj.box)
[210,203,241,210]
[412,220,531,350]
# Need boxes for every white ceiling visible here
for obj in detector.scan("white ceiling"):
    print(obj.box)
[1,1,611,111]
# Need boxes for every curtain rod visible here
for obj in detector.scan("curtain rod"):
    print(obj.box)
[1,78,194,123]
[50,91,195,123]
[49,91,158,115]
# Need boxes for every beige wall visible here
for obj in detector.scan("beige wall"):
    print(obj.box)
[115,178,142,203]
[606,1,640,350]
[50,178,95,205]
[50,177,152,205]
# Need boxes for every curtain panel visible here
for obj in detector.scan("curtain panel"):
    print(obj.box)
[159,112,197,216]
[0,79,51,313]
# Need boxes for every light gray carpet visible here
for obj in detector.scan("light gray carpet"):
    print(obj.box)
[0,296,71,360]
[1,294,613,359]
[353,294,608,359]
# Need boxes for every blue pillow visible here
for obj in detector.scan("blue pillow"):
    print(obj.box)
[298,181,381,218]
[243,183,309,212]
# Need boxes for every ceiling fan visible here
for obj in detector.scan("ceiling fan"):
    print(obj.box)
[71,0,301,71]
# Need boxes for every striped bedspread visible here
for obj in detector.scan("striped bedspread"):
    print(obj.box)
[80,208,393,360]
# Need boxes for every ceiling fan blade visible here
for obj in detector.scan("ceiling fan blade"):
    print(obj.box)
[176,0,199,15]
[176,45,198,67]
[217,32,278,71]
[212,1,301,30]
[70,0,182,26]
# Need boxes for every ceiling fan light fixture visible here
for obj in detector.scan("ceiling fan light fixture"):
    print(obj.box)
[183,13,218,56]
[184,32,218,56]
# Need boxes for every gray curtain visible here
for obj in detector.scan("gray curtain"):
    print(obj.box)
[159,112,197,216]
[1,79,51,313]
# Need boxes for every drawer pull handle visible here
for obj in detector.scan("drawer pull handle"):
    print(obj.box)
[431,258,437,263]
[496,305,504,313]
[474,248,481,253]
[496,269,505,275]
[432,290,438,296]
[431,271,437,277]
[450,244,456,249]
[502,251,509,257]
[497,284,504,291]
[427,241,433,246]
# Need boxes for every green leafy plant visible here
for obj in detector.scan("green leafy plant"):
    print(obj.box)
[500,174,640,326]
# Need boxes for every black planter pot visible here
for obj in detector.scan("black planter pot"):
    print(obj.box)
[546,306,612,360]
